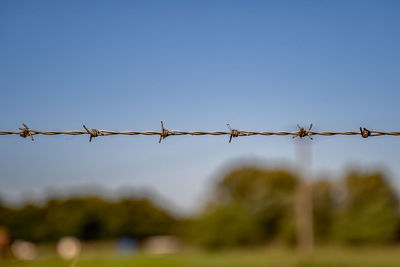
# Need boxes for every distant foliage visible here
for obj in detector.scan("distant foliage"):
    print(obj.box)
[0,197,175,242]
[1,167,400,247]
[191,168,298,247]
[312,180,335,242]
[190,166,400,248]
[333,172,398,244]
[192,202,262,248]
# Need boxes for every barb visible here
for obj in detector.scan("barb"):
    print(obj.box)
[360,127,371,138]
[227,124,239,143]
[19,123,34,141]
[83,125,103,142]
[1,123,400,142]
[159,121,170,143]
[293,124,313,140]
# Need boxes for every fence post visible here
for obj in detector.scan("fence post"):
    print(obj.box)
[295,139,314,259]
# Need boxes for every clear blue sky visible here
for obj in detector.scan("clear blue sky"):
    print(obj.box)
[1,1,399,212]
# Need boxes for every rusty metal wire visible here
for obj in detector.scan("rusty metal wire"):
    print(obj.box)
[1,122,400,142]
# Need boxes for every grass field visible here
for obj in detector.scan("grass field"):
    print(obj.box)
[3,246,400,267]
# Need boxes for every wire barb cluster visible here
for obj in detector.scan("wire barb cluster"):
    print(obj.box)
[83,125,104,142]
[159,121,170,143]
[293,124,313,140]
[1,122,400,143]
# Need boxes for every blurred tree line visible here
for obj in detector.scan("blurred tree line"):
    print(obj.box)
[0,197,176,242]
[0,166,399,247]
[188,167,400,248]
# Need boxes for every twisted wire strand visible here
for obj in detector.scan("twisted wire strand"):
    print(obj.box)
[1,123,400,142]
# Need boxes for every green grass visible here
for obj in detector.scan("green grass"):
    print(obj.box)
[3,246,400,267]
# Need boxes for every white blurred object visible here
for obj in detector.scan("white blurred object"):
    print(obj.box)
[57,236,81,260]
[142,236,181,255]
[11,240,38,261]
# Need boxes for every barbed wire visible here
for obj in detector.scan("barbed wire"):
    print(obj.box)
[1,122,399,142]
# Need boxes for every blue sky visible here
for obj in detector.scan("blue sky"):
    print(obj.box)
[1,1,399,212]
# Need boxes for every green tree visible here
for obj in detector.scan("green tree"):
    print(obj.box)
[333,172,398,244]
[0,196,176,243]
[193,202,262,248]
[193,167,298,247]
[106,198,176,239]
[312,179,335,243]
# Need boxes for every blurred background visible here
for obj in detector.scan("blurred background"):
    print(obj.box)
[1,1,400,266]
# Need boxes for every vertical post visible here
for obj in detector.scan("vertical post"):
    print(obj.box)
[295,138,314,258]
